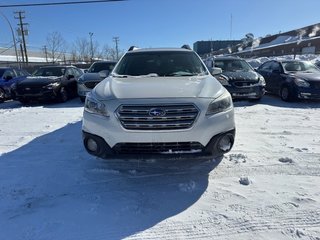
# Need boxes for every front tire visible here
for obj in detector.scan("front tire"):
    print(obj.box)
[280,85,293,102]
[0,88,5,103]
[58,87,68,102]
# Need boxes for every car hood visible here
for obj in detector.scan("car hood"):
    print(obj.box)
[80,72,105,81]
[291,72,320,82]
[220,71,260,81]
[93,75,225,100]
[17,76,61,86]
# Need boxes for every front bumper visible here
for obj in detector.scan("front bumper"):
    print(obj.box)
[82,129,235,160]
[82,98,236,159]
[14,88,59,101]
[296,87,320,100]
[77,81,100,97]
[225,85,265,99]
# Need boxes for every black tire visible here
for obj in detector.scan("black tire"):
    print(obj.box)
[58,87,68,102]
[80,96,86,102]
[0,88,6,103]
[280,85,293,102]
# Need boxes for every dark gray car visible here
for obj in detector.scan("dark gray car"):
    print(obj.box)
[77,61,117,102]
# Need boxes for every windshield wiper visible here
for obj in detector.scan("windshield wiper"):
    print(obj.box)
[111,73,129,78]
[165,72,197,77]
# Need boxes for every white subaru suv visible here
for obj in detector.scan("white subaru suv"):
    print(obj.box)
[82,46,235,160]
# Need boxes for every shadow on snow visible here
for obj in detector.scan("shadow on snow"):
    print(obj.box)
[0,121,220,240]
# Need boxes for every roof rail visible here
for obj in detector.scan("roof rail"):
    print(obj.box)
[181,44,192,50]
[128,46,139,51]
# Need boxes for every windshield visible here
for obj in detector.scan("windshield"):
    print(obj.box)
[214,59,252,72]
[33,67,66,77]
[88,62,115,73]
[114,51,208,77]
[282,61,320,73]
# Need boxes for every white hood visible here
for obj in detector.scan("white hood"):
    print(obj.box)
[93,75,225,100]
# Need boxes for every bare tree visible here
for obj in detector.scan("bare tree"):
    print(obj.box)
[102,44,124,61]
[45,31,67,63]
[72,37,102,62]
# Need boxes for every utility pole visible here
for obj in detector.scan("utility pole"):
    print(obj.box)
[43,45,48,62]
[0,11,20,68]
[89,32,93,63]
[19,42,25,63]
[14,11,28,66]
[113,36,119,60]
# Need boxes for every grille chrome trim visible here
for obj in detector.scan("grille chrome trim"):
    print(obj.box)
[116,104,199,130]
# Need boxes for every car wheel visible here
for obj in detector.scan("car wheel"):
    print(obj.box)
[80,96,86,102]
[0,88,5,103]
[59,87,68,102]
[280,86,293,101]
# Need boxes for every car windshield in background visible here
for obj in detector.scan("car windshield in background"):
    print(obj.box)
[114,51,208,77]
[282,61,320,73]
[33,67,65,77]
[88,62,115,73]
[214,59,252,72]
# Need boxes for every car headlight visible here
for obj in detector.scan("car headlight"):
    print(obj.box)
[44,82,60,89]
[294,78,310,87]
[216,75,230,86]
[84,93,109,117]
[11,83,17,90]
[78,76,85,84]
[258,76,266,86]
[206,91,233,115]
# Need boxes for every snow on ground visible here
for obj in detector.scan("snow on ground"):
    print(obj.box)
[0,96,320,240]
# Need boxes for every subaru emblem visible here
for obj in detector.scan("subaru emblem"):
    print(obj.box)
[149,108,166,117]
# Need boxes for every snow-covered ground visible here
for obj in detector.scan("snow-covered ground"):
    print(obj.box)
[0,96,319,240]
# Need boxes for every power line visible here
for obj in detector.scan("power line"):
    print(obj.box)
[0,0,126,8]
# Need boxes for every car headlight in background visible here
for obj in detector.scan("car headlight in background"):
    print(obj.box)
[84,93,109,117]
[294,78,310,88]
[216,75,230,86]
[44,82,60,89]
[258,76,266,86]
[206,91,233,115]
[11,83,17,90]
[78,76,85,84]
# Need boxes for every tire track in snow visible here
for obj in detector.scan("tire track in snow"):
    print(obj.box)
[126,209,320,239]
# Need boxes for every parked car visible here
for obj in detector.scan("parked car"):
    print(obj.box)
[12,65,83,104]
[82,46,235,160]
[0,67,30,102]
[77,61,117,102]
[256,60,320,101]
[207,57,265,100]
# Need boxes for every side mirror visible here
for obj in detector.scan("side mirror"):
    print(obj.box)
[211,67,223,75]
[84,69,88,73]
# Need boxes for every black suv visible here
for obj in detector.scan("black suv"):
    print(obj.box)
[257,60,320,101]
[13,66,83,103]
[207,57,266,100]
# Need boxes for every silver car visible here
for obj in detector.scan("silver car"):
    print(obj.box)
[77,61,116,102]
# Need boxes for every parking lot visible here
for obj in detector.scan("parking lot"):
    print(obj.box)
[0,95,319,240]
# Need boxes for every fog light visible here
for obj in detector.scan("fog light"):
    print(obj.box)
[87,138,98,152]
[218,135,233,152]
